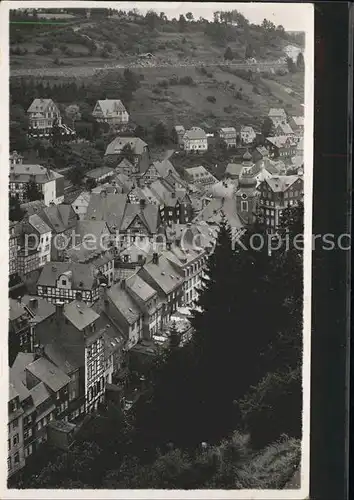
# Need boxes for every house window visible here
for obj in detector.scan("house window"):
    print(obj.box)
[8,458,11,470]
[241,201,248,212]
[62,279,67,285]
[12,419,18,429]
[13,434,19,446]
[14,452,20,464]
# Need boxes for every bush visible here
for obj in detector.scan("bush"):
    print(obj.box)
[179,76,195,86]
[158,79,169,88]
[252,85,260,94]
[152,87,162,95]
[206,95,216,103]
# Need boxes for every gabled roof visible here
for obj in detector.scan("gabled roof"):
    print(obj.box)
[151,159,178,178]
[220,127,237,134]
[9,298,27,321]
[85,166,115,179]
[38,204,77,233]
[193,198,243,230]
[107,284,141,325]
[27,98,56,113]
[21,295,56,323]
[117,158,134,171]
[183,127,207,141]
[75,220,111,245]
[93,99,127,117]
[119,242,152,261]
[105,137,147,156]
[28,214,51,235]
[44,341,84,374]
[9,164,63,184]
[276,122,294,134]
[63,300,100,331]
[266,136,297,148]
[264,175,300,192]
[26,357,71,392]
[85,193,128,230]
[20,200,46,216]
[268,108,287,118]
[126,274,157,303]
[140,254,183,295]
[72,191,91,205]
[292,116,304,127]
[120,204,159,233]
[37,262,98,290]
[240,126,255,133]
[225,162,244,177]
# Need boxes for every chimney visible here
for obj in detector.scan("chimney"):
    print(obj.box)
[120,279,126,290]
[171,191,176,199]
[76,292,83,301]
[55,301,65,322]
[139,198,146,210]
[29,297,38,310]
[34,343,44,361]
[152,252,159,264]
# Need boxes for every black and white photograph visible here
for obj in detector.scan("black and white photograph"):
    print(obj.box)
[2,2,313,497]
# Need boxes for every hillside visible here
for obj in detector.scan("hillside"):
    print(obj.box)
[10,9,305,70]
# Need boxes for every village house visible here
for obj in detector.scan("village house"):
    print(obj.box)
[274,122,294,136]
[184,166,218,188]
[141,159,178,185]
[84,166,115,185]
[9,160,65,206]
[164,243,206,306]
[37,262,103,305]
[224,162,244,184]
[258,175,304,231]
[10,350,71,470]
[8,384,25,477]
[182,127,208,153]
[138,253,184,327]
[240,125,256,145]
[10,151,24,166]
[9,298,33,365]
[174,125,186,146]
[115,242,152,280]
[105,136,150,172]
[116,158,136,177]
[289,116,304,135]
[71,192,91,220]
[27,98,75,139]
[268,108,287,127]
[26,214,52,267]
[20,295,56,345]
[265,135,298,159]
[36,204,78,261]
[219,127,237,148]
[92,99,129,126]
[9,223,18,279]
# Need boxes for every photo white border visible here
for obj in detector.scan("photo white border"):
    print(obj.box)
[0,2,314,498]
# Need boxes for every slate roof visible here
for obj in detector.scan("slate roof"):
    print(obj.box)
[183,127,207,141]
[63,300,99,331]
[151,160,178,178]
[119,241,152,261]
[126,274,157,303]
[9,164,63,184]
[276,122,294,134]
[37,262,98,290]
[20,200,46,216]
[185,166,217,183]
[292,116,304,127]
[26,357,71,392]
[193,198,243,230]
[107,284,141,325]
[75,220,111,245]
[27,98,56,113]
[38,204,77,233]
[264,175,300,192]
[85,193,128,231]
[85,166,115,180]
[65,245,114,266]
[266,136,297,148]
[268,108,287,118]
[93,99,127,117]
[220,127,237,135]
[120,204,160,233]
[21,295,56,323]
[140,255,183,295]
[44,342,84,374]
[28,214,52,235]
[9,299,27,321]
[105,137,147,156]
[225,163,244,177]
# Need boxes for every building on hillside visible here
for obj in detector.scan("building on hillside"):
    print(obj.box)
[265,136,298,159]
[15,216,51,277]
[138,253,184,326]
[84,167,115,184]
[9,161,64,206]
[268,108,287,127]
[116,242,152,280]
[20,296,56,344]
[252,146,270,164]
[219,127,237,148]
[92,99,129,126]
[37,262,103,305]
[115,158,136,177]
[127,186,149,205]
[240,126,256,145]
[182,127,208,153]
[26,214,52,267]
[174,125,186,146]
[235,151,260,225]
[258,175,304,230]
[9,299,33,365]
[141,159,178,185]
[20,200,47,218]
[164,243,206,306]
[274,122,294,136]
[8,384,25,477]
[71,192,91,220]
[27,99,75,138]
[9,223,19,279]
[105,137,149,171]
[224,162,244,183]
[184,166,217,189]
[289,116,304,135]
[64,246,115,287]
[36,204,78,261]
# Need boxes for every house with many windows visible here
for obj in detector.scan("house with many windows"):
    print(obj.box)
[8,384,25,477]
[258,175,304,231]
[92,99,129,126]
[9,299,33,365]
[27,98,74,138]
[182,127,208,153]
[219,127,237,148]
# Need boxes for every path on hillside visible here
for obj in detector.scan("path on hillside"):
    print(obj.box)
[10,61,287,78]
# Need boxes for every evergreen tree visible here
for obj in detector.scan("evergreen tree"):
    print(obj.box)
[154,122,168,145]
[261,116,275,138]
[296,52,305,72]
[9,195,25,222]
[224,46,234,61]
[24,179,43,202]
[51,117,62,146]
[178,14,187,32]
[286,56,297,73]
[134,124,145,139]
